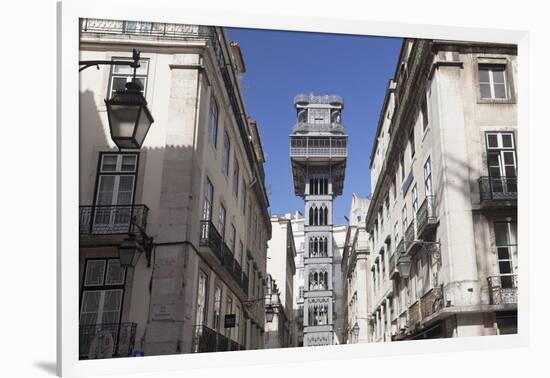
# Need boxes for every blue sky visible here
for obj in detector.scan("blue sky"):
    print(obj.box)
[226,27,402,225]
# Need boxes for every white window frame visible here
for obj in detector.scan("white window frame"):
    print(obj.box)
[479,64,509,100]
[108,58,149,99]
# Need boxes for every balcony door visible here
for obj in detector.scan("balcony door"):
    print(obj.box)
[80,259,126,357]
[494,222,518,289]
[93,154,138,233]
[486,133,517,196]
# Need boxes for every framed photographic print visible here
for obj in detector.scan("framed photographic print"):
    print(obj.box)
[58,1,529,376]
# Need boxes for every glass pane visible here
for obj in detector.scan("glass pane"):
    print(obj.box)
[499,261,512,274]
[101,155,118,172]
[111,77,127,93]
[492,68,505,84]
[102,290,123,324]
[494,83,507,99]
[121,155,137,171]
[478,67,490,83]
[497,247,511,260]
[105,260,126,285]
[502,134,513,148]
[135,77,146,92]
[505,166,517,177]
[480,83,492,98]
[116,176,135,204]
[488,152,500,167]
[80,291,101,324]
[487,134,499,148]
[503,151,515,165]
[489,167,502,177]
[494,223,510,245]
[84,260,106,286]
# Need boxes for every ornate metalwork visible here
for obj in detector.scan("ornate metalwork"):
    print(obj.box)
[416,195,437,235]
[199,221,248,294]
[487,274,518,305]
[193,324,217,353]
[478,176,517,202]
[79,322,137,359]
[79,204,149,235]
[294,94,344,106]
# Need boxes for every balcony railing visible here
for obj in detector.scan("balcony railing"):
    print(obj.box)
[479,176,517,202]
[487,274,518,305]
[80,205,149,235]
[290,147,348,157]
[416,195,437,236]
[389,252,398,279]
[79,322,136,359]
[199,221,248,294]
[405,220,417,250]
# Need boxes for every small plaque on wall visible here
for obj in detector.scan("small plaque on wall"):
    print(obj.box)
[152,304,175,320]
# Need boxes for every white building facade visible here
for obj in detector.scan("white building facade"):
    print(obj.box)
[341,194,371,344]
[79,18,271,358]
[366,39,517,341]
[264,216,297,348]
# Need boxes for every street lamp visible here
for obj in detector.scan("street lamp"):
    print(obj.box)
[265,306,275,323]
[118,233,143,268]
[396,254,412,279]
[80,49,154,150]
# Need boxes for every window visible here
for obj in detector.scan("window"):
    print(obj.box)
[394,222,399,245]
[225,296,233,338]
[229,224,236,254]
[487,133,516,169]
[424,157,432,196]
[222,132,230,176]
[213,285,222,330]
[209,97,219,147]
[412,184,418,215]
[108,58,149,99]
[299,286,304,300]
[80,259,126,326]
[233,159,240,197]
[218,203,226,239]
[195,271,208,326]
[494,222,518,288]
[94,154,138,231]
[238,241,244,266]
[421,97,429,133]
[235,305,241,343]
[202,177,214,220]
[402,205,407,236]
[479,64,509,100]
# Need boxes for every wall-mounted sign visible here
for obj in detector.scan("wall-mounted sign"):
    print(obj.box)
[152,303,175,320]
[224,314,236,328]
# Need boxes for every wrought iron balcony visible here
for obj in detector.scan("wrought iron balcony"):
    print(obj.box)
[199,221,248,294]
[290,146,348,158]
[79,322,136,359]
[200,220,223,259]
[416,195,437,237]
[193,324,217,353]
[389,252,398,280]
[404,220,417,251]
[80,205,149,235]
[487,274,518,305]
[479,176,517,203]
[216,333,230,352]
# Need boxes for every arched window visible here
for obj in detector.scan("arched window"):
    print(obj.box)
[309,178,314,195]
[309,207,314,226]
[324,178,328,194]
[314,207,319,226]
[323,206,328,225]
[309,237,314,257]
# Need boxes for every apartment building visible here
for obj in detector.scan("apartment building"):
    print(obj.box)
[341,194,371,344]
[264,216,297,348]
[366,39,517,341]
[79,18,271,358]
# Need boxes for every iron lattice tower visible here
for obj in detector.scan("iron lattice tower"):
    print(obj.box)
[289,93,348,346]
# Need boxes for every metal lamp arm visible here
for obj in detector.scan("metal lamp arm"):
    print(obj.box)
[79,49,141,82]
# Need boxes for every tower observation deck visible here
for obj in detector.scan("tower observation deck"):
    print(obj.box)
[289,93,348,346]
